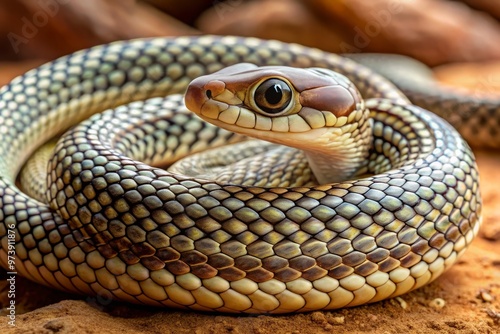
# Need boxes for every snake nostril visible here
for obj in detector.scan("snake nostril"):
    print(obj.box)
[206,90,212,99]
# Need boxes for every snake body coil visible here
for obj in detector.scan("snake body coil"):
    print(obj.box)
[0,36,481,313]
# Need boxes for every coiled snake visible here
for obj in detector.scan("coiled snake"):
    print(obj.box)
[0,36,482,313]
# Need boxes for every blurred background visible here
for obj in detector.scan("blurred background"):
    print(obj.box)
[1,0,500,95]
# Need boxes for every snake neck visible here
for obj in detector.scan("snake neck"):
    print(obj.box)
[304,113,372,184]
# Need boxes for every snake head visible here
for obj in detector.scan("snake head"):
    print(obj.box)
[185,63,366,147]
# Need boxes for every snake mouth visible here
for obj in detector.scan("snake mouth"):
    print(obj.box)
[185,77,242,121]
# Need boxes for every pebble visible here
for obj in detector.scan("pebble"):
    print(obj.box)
[329,316,345,325]
[428,298,446,310]
[310,311,326,324]
[395,296,408,310]
[478,289,494,302]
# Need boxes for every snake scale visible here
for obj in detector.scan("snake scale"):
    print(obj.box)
[0,36,482,313]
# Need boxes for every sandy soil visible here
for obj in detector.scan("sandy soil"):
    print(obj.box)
[0,151,498,333]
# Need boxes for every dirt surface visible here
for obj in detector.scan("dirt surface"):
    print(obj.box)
[0,151,498,334]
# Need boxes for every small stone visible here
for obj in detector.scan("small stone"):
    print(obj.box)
[486,309,500,324]
[311,311,327,324]
[395,296,408,310]
[428,298,446,310]
[329,316,345,325]
[478,289,494,302]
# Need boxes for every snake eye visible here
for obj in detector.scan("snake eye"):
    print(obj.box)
[254,79,292,114]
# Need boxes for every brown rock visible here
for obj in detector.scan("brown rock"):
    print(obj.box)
[196,0,500,66]
[0,0,198,62]
[457,0,500,20]
[142,0,213,25]
[196,0,346,52]
[308,0,500,66]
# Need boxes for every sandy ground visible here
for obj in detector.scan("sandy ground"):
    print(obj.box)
[0,151,498,333]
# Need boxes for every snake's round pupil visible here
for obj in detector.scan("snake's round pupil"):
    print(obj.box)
[265,84,283,105]
[254,78,292,114]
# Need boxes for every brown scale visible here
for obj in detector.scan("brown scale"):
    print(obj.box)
[245,267,273,282]
[131,242,156,257]
[23,234,37,249]
[400,252,422,268]
[62,234,78,249]
[457,220,472,235]
[410,239,431,256]
[316,254,342,270]
[300,239,327,257]
[375,231,399,249]
[354,261,379,277]
[246,240,274,258]
[377,257,401,273]
[180,250,208,265]
[218,266,246,281]
[48,230,62,244]
[428,233,448,249]
[145,231,170,248]
[126,225,147,243]
[93,231,114,246]
[261,255,289,271]
[207,253,234,269]
[220,240,246,257]
[366,248,390,263]
[397,226,420,244]
[38,239,52,253]
[273,267,301,282]
[235,231,258,245]
[82,224,98,239]
[97,244,118,258]
[80,240,96,253]
[193,238,219,254]
[301,266,328,281]
[262,231,285,244]
[140,256,165,271]
[196,217,222,233]
[155,247,180,262]
[444,225,461,242]
[341,251,367,267]
[165,260,190,275]
[389,244,411,259]
[289,255,316,272]
[170,235,194,252]
[109,237,133,252]
[327,239,353,256]
[274,240,301,258]
[328,264,354,279]
[118,250,140,264]
[234,255,261,271]
[190,264,218,279]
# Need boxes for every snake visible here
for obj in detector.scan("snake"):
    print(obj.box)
[0,36,482,313]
